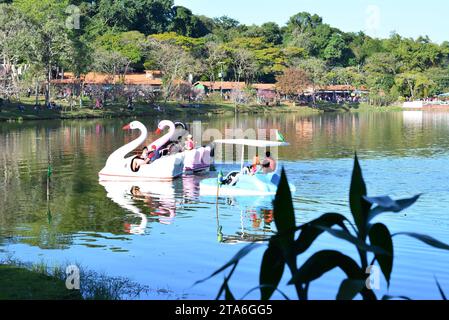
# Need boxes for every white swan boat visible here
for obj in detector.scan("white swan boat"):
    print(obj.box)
[149,120,215,174]
[98,121,185,181]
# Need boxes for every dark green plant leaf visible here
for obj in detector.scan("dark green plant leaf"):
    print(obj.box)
[288,250,362,286]
[393,233,449,250]
[259,245,285,300]
[317,225,390,255]
[224,279,235,300]
[349,154,371,239]
[195,243,262,285]
[215,263,238,300]
[382,295,412,300]
[240,285,291,300]
[435,277,447,300]
[295,213,349,255]
[365,194,421,222]
[273,167,296,247]
[369,223,393,287]
[336,279,366,300]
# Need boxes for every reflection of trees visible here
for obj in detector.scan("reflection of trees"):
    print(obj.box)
[0,119,162,249]
[200,112,449,161]
[2,112,449,249]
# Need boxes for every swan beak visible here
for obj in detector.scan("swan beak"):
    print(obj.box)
[122,124,131,130]
[155,128,162,135]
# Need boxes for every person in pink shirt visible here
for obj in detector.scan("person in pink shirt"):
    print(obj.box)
[262,151,277,174]
[185,134,195,150]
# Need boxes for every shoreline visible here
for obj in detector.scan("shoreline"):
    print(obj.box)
[0,101,321,122]
[0,100,431,122]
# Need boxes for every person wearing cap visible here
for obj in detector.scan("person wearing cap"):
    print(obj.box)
[185,134,195,150]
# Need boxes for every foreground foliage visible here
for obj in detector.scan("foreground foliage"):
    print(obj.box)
[197,155,449,300]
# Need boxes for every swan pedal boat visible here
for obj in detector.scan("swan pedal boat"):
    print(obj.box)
[99,121,185,181]
[169,121,214,174]
[199,139,297,197]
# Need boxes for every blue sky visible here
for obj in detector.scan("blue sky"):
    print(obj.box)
[174,0,449,43]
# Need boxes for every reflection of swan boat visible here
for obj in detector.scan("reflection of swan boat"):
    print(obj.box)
[99,180,177,234]
[98,121,185,181]
[200,139,297,196]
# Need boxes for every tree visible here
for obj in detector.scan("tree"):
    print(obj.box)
[231,48,258,84]
[210,16,243,42]
[363,53,399,97]
[169,6,211,37]
[275,68,311,99]
[326,67,363,87]
[95,31,147,73]
[385,33,443,72]
[0,4,32,98]
[95,0,173,35]
[244,22,282,45]
[293,58,327,103]
[147,39,200,102]
[425,67,449,96]
[92,49,132,84]
[286,12,322,34]
[395,72,434,99]
[149,32,206,54]
[348,32,384,68]
[323,33,347,65]
[204,42,228,84]
[14,0,72,105]
[213,16,240,30]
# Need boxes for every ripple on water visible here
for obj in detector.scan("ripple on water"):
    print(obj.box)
[1,113,449,299]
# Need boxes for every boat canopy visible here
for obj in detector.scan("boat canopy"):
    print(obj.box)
[213,139,289,147]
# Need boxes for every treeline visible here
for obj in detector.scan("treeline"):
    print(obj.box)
[1,0,449,105]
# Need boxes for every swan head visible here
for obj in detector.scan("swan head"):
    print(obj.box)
[155,120,175,134]
[122,121,145,131]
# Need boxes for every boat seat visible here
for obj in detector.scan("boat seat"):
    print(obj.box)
[222,171,240,185]
[270,173,280,186]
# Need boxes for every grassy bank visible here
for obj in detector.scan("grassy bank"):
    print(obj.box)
[0,258,152,300]
[0,264,82,300]
[0,96,320,122]
[350,103,404,112]
[312,101,404,113]
[0,97,408,122]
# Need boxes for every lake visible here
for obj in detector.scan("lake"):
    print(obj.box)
[1,110,449,300]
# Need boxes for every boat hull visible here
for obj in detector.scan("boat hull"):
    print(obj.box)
[199,172,296,197]
[99,153,185,182]
[182,146,214,175]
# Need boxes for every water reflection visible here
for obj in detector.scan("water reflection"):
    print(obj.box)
[99,180,177,233]
[1,111,449,299]
[215,196,275,244]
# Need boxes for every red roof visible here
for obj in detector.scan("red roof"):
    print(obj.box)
[52,72,163,86]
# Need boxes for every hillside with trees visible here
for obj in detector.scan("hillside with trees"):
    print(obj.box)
[1,0,449,106]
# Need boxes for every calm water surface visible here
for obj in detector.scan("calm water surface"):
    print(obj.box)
[1,110,449,299]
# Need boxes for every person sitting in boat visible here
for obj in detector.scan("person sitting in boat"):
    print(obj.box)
[131,147,153,172]
[262,151,277,174]
[184,134,195,151]
[244,155,262,175]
